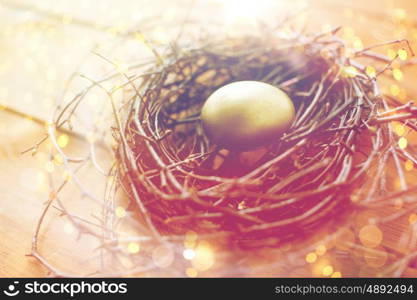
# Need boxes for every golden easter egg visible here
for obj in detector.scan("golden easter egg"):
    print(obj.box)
[201,81,295,151]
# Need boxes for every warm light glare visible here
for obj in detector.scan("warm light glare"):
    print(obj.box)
[390,84,400,96]
[393,68,403,81]
[186,267,198,278]
[305,252,317,263]
[405,160,414,171]
[315,245,327,256]
[398,137,408,149]
[398,49,408,60]
[359,225,383,248]
[127,242,140,254]
[409,213,417,225]
[57,134,69,148]
[342,66,358,78]
[192,242,215,271]
[183,248,196,260]
[322,265,334,276]
[395,124,405,136]
[115,206,126,218]
[365,66,376,78]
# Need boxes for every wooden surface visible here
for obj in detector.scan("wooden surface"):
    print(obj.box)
[1,0,417,277]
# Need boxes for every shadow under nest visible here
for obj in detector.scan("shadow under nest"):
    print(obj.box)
[116,33,391,248]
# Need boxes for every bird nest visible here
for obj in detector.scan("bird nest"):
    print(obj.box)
[115,29,416,247]
[30,25,417,277]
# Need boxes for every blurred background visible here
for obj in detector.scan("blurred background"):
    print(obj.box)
[1,0,417,277]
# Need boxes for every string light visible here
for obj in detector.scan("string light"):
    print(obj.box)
[127,242,140,254]
[387,49,397,60]
[390,84,400,96]
[186,268,198,278]
[393,68,403,81]
[184,230,198,249]
[183,248,196,260]
[398,49,408,60]
[342,66,358,78]
[191,241,215,271]
[53,154,64,165]
[405,160,414,171]
[115,206,126,218]
[315,245,327,256]
[359,225,383,248]
[57,134,69,148]
[365,66,376,78]
[305,252,317,263]
[322,265,334,276]
[395,124,405,136]
[331,271,342,278]
[398,137,408,149]
[408,213,417,225]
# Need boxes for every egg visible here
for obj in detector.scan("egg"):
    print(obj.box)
[201,81,295,151]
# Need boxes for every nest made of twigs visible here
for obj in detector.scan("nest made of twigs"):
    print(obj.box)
[115,28,416,247]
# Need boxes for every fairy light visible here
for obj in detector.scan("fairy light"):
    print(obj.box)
[359,224,383,248]
[62,170,72,182]
[398,49,408,60]
[218,0,269,22]
[342,66,358,78]
[398,137,408,149]
[398,89,407,100]
[305,252,317,263]
[191,241,215,271]
[115,206,126,218]
[57,134,69,148]
[390,84,400,96]
[315,245,327,256]
[408,213,417,225]
[322,265,334,277]
[394,198,403,210]
[352,37,363,50]
[184,230,198,248]
[127,242,140,254]
[365,66,376,78]
[392,68,403,81]
[183,248,196,260]
[405,160,414,171]
[387,49,397,60]
[186,268,198,278]
[331,271,342,278]
[395,124,405,136]
[53,154,64,165]
[393,8,407,21]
